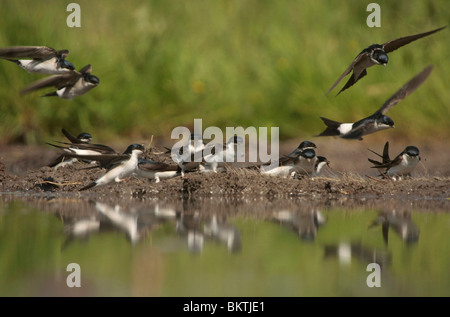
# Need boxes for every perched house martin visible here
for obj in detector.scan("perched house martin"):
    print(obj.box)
[260,148,317,177]
[312,156,330,177]
[201,136,245,173]
[168,133,205,177]
[47,128,93,169]
[278,140,317,166]
[258,141,317,177]
[293,148,317,176]
[60,128,92,144]
[370,145,421,179]
[0,45,75,74]
[78,143,145,191]
[47,130,117,169]
[20,64,99,100]
[135,158,180,183]
[317,65,433,140]
[326,26,445,95]
[368,141,391,175]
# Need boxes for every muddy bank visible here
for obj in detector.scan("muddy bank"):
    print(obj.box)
[0,141,449,214]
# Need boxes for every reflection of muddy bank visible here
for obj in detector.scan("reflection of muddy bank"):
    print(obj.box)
[1,190,448,221]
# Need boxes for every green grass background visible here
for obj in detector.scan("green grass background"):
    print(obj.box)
[0,0,448,144]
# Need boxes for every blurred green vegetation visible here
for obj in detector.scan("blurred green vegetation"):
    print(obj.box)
[0,0,448,144]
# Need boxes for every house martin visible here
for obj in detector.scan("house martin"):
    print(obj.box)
[317,65,433,140]
[312,156,330,177]
[370,145,421,179]
[278,140,317,165]
[201,136,245,173]
[135,158,180,183]
[47,132,117,169]
[61,128,92,144]
[78,143,145,191]
[20,64,99,100]
[259,141,316,177]
[326,26,445,95]
[47,128,93,169]
[260,148,317,177]
[0,45,75,74]
[169,133,205,177]
[293,148,317,176]
[367,141,391,175]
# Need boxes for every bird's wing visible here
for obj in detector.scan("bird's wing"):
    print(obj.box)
[138,160,178,171]
[20,72,80,95]
[368,158,383,166]
[57,49,70,59]
[383,26,446,53]
[66,153,127,169]
[340,117,376,140]
[61,128,79,143]
[368,141,390,162]
[336,69,367,96]
[53,141,117,154]
[374,65,433,115]
[0,46,58,59]
[370,154,401,169]
[326,52,368,95]
[382,141,390,162]
[79,64,92,74]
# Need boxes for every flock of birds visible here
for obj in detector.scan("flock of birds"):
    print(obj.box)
[0,46,99,100]
[0,26,445,191]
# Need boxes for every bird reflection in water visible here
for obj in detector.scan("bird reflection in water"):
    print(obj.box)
[62,202,177,247]
[271,209,327,241]
[369,210,420,245]
[324,242,391,270]
[176,213,242,254]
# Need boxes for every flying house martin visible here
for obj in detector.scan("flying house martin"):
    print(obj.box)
[20,64,99,100]
[326,26,444,95]
[317,65,433,140]
[0,45,75,74]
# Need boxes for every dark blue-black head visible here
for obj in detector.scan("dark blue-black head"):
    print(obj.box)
[76,132,92,143]
[371,49,388,65]
[123,143,145,155]
[405,146,420,157]
[381,116,395,128]
[301,148,316,159]
[60,59,75,71]
[86,74,100,85]
[316,156,329,164]
[298,140,316,150]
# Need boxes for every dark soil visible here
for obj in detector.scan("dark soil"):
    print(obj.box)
[0,138,449,213]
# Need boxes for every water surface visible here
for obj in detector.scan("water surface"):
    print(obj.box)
[0,193,449,297]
